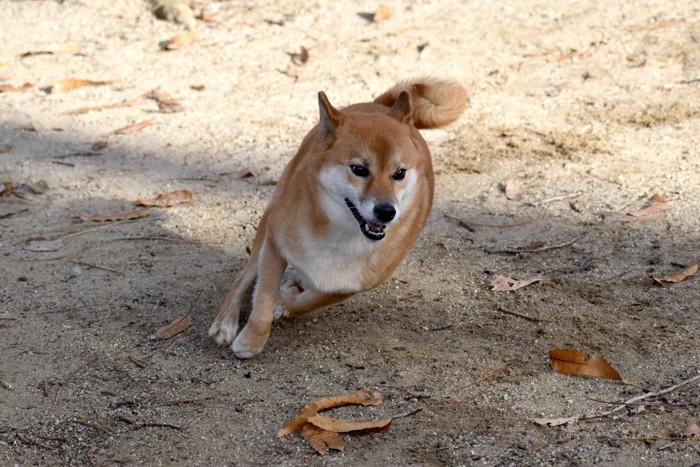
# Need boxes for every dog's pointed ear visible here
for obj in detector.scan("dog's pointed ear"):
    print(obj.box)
[318,91,343,138]
[387,90,413,125]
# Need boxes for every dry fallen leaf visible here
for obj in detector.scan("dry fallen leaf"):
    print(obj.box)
[114,119,157,135]
[681,422,700,439]
[147,89,183,113]
[73,208,149,223]
[25,238,64,252]
[161,30,198,50]
[91,141,109,152]
[653,263,698,285]
[21,43,83,58]
[533,415,581,427]
[307,415,392,433]
[491,275,546,292]
[190,84,206,91]
[627,193,673,217]
[136,190,193,208]
[290,47,309,66]
[0,83,33,93]
[301,424,345,455]
[152,314,192,340]
[373,4,392,23]
[277,389,383,438]
[48,78,116,94]
[504,179,525,201]
[0,146,11,154]
[549,349,622,381]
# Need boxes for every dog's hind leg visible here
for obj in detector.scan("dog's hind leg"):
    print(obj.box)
[208,258,258,346]
[278,286,353,319]
[230,239,287,358]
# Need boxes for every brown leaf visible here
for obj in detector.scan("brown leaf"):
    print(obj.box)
[549,349,622,381]
[91,141,109,152]
[533,415,581,427]
[504,179,525,201]
[153,314,192,340]
[290,47,309,66]
[161,30,198,51]
[114,119,157,135]
[48,78,116,94]
[0,83,33,93]
[627,194,673,217]
[681,422,700,439]
[73,208,149,223]
[25,238,64,252]
[147,90,183,113]
[0,145,11,154]
[276,389,382,438]
[190,84,206,91]
[136,190,193,208]
[301,424,345,455]
[307,415,392,434]
[21,43,83,58]
[373,4,392,23]
[653,263,698,285]
[491,275,546,291]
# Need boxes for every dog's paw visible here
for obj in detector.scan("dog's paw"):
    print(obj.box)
[273,303,289,321]
[230,330,266,359]
[208,319,238,346]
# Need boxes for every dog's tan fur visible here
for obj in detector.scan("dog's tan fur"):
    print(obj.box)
[209,78,468,358]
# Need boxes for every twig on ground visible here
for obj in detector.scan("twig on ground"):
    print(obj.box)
[426,383,499,409]
[54,356,99,404]
[495,307,540,322]
[117,415,186,431]
[66,419,113,435]
[529,192,582,206]
[0,208,29,219]
[487,234,586,255]
[444,214,535,229]
[583,373,700,421]
[457,363,515,391]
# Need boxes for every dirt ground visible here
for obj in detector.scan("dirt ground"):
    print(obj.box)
[1,0,699,465]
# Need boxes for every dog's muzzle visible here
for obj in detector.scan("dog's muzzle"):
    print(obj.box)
[344,198,387,241]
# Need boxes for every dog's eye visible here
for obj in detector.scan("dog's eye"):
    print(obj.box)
[393,168,406,181]
[350,165,370,178]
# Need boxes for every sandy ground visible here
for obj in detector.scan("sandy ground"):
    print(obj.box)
[1,0,699,465]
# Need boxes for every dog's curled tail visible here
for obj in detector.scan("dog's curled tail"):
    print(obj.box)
[374,77,469,129]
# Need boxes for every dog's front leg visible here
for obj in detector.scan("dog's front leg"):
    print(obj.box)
[280,286,354,319]
[230,240,287,359]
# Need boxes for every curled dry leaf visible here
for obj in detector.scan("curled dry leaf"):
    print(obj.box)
[653,263,698,285]
[277,389,382,438]
[307,415,392,433]
[161,30,198,50]
[504,179,525,201]
[91,141,108,152]
[627,193,673,217]
[136,190,193,208]
[301,424,345,455]
[549,349,622,381]
[73,208,149,223]
[49,78,116,94]
[25,238,64,252]
[681,422,700,439]
[0,146,12,154]
[114,119,157,135]
[534,415,581,427]
[491,275,547,292]
[290,47,309,66]
[152,314,192,340]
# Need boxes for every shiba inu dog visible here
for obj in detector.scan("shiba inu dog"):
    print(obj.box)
[209,77,468,358]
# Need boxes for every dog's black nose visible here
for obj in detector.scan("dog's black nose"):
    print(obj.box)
[374,203,396,223]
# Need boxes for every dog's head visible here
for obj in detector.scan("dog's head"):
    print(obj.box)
[316,91,432,242]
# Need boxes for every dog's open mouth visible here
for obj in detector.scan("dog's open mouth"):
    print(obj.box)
[344,198,386,241]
